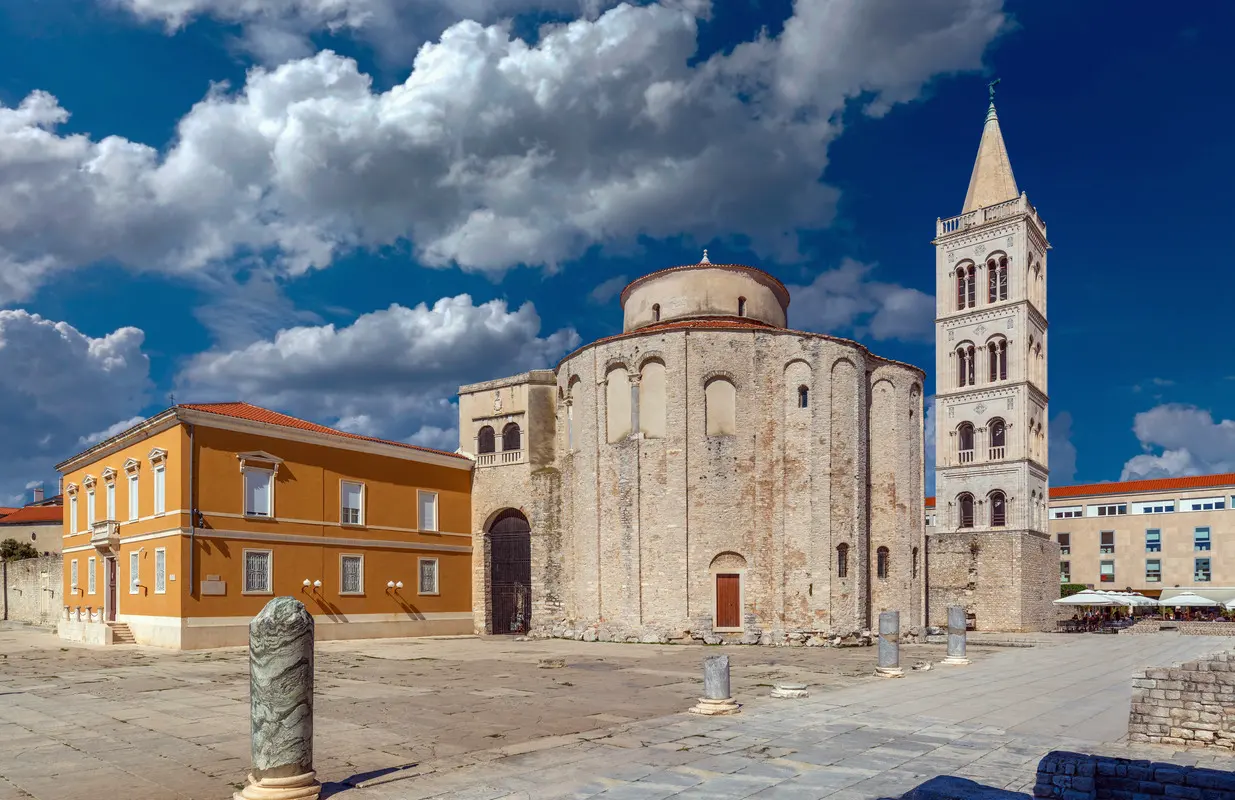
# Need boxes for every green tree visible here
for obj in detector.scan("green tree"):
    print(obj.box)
[0,538,39,562]
[1060,583,1088,598]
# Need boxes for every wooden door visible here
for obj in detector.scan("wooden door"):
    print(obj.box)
[105,558,117,622]
[715,574,741,628]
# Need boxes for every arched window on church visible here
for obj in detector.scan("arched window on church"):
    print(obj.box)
[737,296,747,317]
[651,303,660,322]
[606,365,632,442]
[988,257,1008,302]
[956,345,975,387]
[956,267,967,311]
[502,422,521,452]
[912,547,919,579]
[957,422,974,463]
[989,418,1006,460]
[797,385,809,409]
[958,493,975,528]
[990,491,1007,527]
[836,543,849,578]
[639,360,666,439]
[477,425,495,454]
[705,377,737,436]
[876,547,890,579]
[966,264,976,308]
[988,339,1007,382]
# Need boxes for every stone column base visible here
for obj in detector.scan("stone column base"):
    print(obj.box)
[771,683,809,699]
[874,666,904,678]
[941,656,971,666]
[689,697,740,715]
[233,771,321,800]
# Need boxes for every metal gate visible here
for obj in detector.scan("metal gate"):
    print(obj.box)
[488,509,531,635]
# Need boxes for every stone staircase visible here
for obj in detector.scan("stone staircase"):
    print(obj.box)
[107,622,137,645]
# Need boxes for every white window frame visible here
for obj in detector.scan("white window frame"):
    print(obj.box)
[418,490,439,532]
[87,489,96,527]
[69,494,78,534]
[105,481,116,521]
[1145,529,1161,553]
[1057,533,1070,556]
[1099,560,1115,583]
[340,480,365,527]
[1146,559,1161,583]
[1059,561,1070,583]
[154,548,167,594]
[1195,527,1212,552]
[1051,505,1082,519]
[88,557,97,595]
[128,473,139,521]
[242,549,273,595]
[153,465,166,516]
[242,467,275,519]
[418,557,440,595]
[129,550,140,594]
[1187,496,1225,511]
[1133,500,1175,514]
[1099,531,1115,555]
[339,553,364,596]
[1195,557,1212,582]
[70,559,79,592]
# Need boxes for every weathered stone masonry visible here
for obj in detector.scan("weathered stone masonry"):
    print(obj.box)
[1128,650,1235,749]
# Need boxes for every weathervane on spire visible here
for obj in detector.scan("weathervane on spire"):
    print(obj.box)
[987,77,1001,104]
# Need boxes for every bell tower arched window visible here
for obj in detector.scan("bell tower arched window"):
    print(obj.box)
[836,543,849,578]
[956,264,977,310]
[502,422,521,452]
[988,257,1008,303]
[957,345,975,387]
[958,493,975,528]
[957,422,974,463]
[988,339,1007,382]
[797,385,809,409]
[477,425,495,454]
[876,547,890,579]
[989,418,1006,459]
[990,490,1007,527]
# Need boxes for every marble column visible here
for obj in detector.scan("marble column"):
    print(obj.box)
[875,610,904,678]
[942,605,971,665]
[234,597,321,800]
[690,654,740,715]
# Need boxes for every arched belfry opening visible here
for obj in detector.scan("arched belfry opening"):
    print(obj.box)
[487,509,531,635]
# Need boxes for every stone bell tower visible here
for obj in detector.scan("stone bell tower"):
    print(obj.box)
[926,85,1060,631]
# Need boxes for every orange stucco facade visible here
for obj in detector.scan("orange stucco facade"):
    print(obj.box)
[58,405,474,648]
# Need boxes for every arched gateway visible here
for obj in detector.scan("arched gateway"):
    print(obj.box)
[487,509,531,635]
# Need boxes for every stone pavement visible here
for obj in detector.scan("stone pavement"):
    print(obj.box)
[343,635,1235,799]
[0,624,977,800]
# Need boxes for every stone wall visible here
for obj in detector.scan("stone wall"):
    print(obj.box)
[2,556,62,626]
[926,530,1059,631]
[1033,750,1235,799]
[1121,620,1235,637]
[1128,650,1235,748]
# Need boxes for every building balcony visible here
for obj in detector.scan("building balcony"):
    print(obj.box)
[90,520,119,554]
[937,194,1046,237]
[476,449,525,468]
[989,446,1005,460]
[958,449,974,464]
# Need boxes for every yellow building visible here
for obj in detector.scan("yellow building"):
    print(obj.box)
[56,402,473,648]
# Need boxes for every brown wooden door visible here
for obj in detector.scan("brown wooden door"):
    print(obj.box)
[105,559,117,622]
[715,574,740,628]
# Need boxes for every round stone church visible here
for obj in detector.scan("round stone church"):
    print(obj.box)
[458,257,925,644]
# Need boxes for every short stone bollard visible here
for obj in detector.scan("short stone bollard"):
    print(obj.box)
[875,610,904,678]
[942,605,971,666]
[689,654,740,715]
[234,597,321,800]
[771,682,809,699]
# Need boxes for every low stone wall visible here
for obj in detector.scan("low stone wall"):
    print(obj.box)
[1119,620,1235,636]
[1,556,62,627]
[1033,750,1235,799]
[1128,650,1235,748]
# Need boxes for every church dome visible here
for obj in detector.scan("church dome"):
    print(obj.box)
[618,254,790,332]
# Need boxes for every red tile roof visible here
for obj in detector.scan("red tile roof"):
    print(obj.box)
[0,507,18,518]
[0,505,63,524]
[178,403,468,460]
[925,471,1235,507]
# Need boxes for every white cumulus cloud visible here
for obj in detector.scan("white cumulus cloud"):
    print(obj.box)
[787,258,935,342]
[2,0,1008,303]
[177,294,579,446]
[1120,404,1235,481]
[0,311,152,500]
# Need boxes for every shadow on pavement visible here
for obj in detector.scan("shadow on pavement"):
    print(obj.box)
[320,763,421,798]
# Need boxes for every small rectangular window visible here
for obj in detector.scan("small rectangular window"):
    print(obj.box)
[418,490,438,532]
[106,482,115,521]
[340,554,363,595]
[1195,558,1212,583]
[1099,560,1115,583]
[1146,559,1161,583]
[70,559,79,592]
[341,481,364,526]
[1195,527,1211,552]
[418,557,439,595]
[154,548,166,594]
[129,551,140,594]
[1145,529,1161,553]
[70,495,78,534]
[1059,561,1070,583]
[243,550,272,594]
[1057,533,1070,556]
[128,474,139,521]
[87,489,96,526]
[244,469,273,517]
[87,557,97,595]
[1100,531,1115,555]
[154,466,166,515]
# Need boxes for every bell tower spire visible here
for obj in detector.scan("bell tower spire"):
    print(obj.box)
[962,80,1019,213]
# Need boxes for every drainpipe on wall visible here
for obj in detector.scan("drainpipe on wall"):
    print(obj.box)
[187,422,196,600]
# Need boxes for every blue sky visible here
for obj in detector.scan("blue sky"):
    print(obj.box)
[1,0,1233,504]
